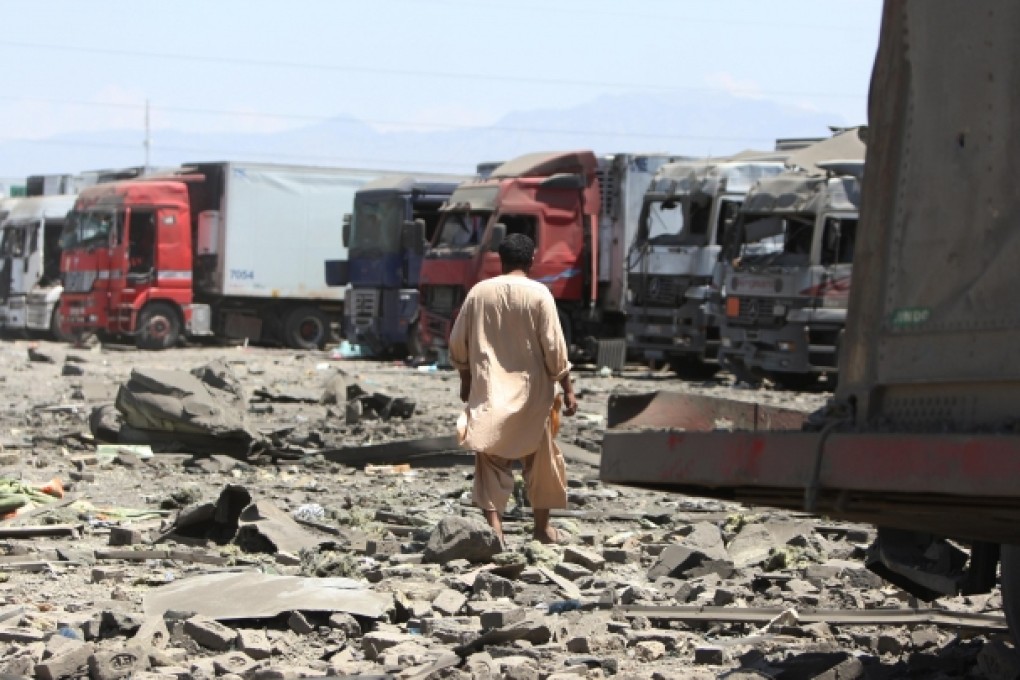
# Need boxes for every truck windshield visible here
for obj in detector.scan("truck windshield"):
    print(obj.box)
[434,211,490,248]
[350,194,404,254]
[736,215,813,267]
[60,210,117,250]
[0,225,27,257]
[644,199,686,245]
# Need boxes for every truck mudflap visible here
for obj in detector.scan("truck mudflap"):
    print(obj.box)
[601,397,1020,545]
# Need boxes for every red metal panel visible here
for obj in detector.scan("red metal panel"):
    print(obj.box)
[601,430,1020,498]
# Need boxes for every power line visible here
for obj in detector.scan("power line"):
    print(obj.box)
[0,40,866,101]
[0,95,838,145]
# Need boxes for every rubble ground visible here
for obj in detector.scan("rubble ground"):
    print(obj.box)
[0,338,1014,679]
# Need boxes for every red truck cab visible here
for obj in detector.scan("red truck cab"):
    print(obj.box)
[60,179,195,348]
[418,151,600,354]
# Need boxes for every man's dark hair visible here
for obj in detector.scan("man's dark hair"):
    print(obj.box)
[498,233,535,270]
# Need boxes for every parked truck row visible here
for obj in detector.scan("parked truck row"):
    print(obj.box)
[1,137,863,382]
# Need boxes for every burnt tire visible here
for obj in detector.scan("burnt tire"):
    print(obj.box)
[136,302,181,350]
[284,306,330,350]
[1002,544,1020,646]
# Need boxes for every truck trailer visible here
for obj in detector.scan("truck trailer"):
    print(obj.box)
[601,0,1020,644]
[625,152,786,376]
[418,151,680,368]
[59,162,381,349]
[337,174,468,357]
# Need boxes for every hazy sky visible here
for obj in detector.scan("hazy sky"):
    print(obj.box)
[0,0,882,170]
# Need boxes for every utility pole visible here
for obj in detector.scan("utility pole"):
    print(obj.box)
[144,99,151,173]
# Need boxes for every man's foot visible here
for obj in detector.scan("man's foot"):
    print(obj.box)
[532,525,562,545]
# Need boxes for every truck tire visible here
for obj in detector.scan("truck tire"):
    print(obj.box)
[136,302,181,350]
[50,305,75,344]
[284,306,330,350]
[1002,544,1020,646]
[669,356,719,381]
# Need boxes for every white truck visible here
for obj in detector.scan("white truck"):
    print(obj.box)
[625,152,786,376]
[0,195,77,339]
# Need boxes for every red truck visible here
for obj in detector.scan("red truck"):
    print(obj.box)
[418,150,679,368]
[59,162,380,349]
[601,0,1020,643]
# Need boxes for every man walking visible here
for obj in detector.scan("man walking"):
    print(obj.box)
[449,233,577,546]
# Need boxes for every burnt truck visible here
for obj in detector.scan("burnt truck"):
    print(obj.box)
[716,130,866,387]
[419,151,681,369]
[625,153,786,375]
[602,0,1020,643]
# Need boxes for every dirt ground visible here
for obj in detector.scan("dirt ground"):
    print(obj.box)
[0,337,1014,679]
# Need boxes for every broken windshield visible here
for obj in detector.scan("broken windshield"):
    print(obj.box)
[60,210,117,250]
[434,211,490,248]
[735,215,814,267]
[644,199,686,245]
[0,225,27,257]
[350,194,404,254]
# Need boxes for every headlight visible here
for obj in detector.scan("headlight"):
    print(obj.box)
[777,341,796,352]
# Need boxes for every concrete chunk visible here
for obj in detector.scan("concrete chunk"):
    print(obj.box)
[237,628,272,660]
[88,645,151,680]
[34,642,95,680]
[183,616,236,651]
[432,588,467,616]
[563,546,606,572]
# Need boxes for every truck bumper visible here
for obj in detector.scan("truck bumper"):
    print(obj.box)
[61,294,105,337]
[0,297,27,331]
[720,323,840,374]
[626,301,715,361]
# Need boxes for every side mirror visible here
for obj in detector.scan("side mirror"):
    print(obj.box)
[540,173,585,190]
[342,213,352,248]
[401,219,426,255]
[489,223,507,252]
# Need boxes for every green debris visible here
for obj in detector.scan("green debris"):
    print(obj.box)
[160,486,204,510]
[300,548,361,578]
[523,540,560,569]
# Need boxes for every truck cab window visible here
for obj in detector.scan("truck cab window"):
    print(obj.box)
[821,217,857,265]
[128,210,157,276]
[435,212,489,247]
[498,214,538,243]
[716,200,742,247]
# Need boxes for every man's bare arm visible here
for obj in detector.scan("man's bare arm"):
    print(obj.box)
[559,373,578,416]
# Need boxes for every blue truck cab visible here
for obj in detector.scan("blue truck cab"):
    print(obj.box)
[341,176,461,357]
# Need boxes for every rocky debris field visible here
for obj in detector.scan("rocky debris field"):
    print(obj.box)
[0,338,1016,680]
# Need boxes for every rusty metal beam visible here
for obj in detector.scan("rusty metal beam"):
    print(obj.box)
[607,391,808,431]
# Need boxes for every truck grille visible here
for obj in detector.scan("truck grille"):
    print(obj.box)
[424,285,460,315]
[632,276,687,306]
[349,289,379,319]
[63,270,97,293]
[730,297,777,325]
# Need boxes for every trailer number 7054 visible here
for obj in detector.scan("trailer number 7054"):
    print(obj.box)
[230,269,255,281]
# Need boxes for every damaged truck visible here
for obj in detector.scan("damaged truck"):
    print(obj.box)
[418,151,680,368]
[334,174,467,358]
[625,152,786,376]
[602,0,1020,644]
[60,162,380,349]
[716,130,866,388]
[0,194,77,340]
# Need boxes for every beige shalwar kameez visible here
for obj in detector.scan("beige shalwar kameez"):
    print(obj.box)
[448,275,571,513]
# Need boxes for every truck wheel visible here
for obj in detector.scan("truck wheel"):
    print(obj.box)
[1003,544,1020,646]
[285,307,330,350]
[50,305,75,344]
[670,356,719,381]
[136,302,181,350]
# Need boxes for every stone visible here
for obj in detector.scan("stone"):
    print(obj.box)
[287,611,315,634]
[814,656,865,680]
[554,561,592,581]
[432,588,468,616]
[34,642,95,680]
[237,629,272,660]
[647,545,717,579]
[726,523,776,568]
[61,363,85,376]
[480,607,526,630]
[423,516,503,564]
[875,633,903,656]
[183,616,237,651]
[92,567,127,583]
[497,655,539,680]
[361,631,416,661]
[88,645,151,680]
[210,651,258,676]
[328,613,362,638]
[909,627,939,650]
[132,617,170,649]
[602,548,636,564]
[473,571,516,598]
[563,546,605,572]
[634,640,666,662]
